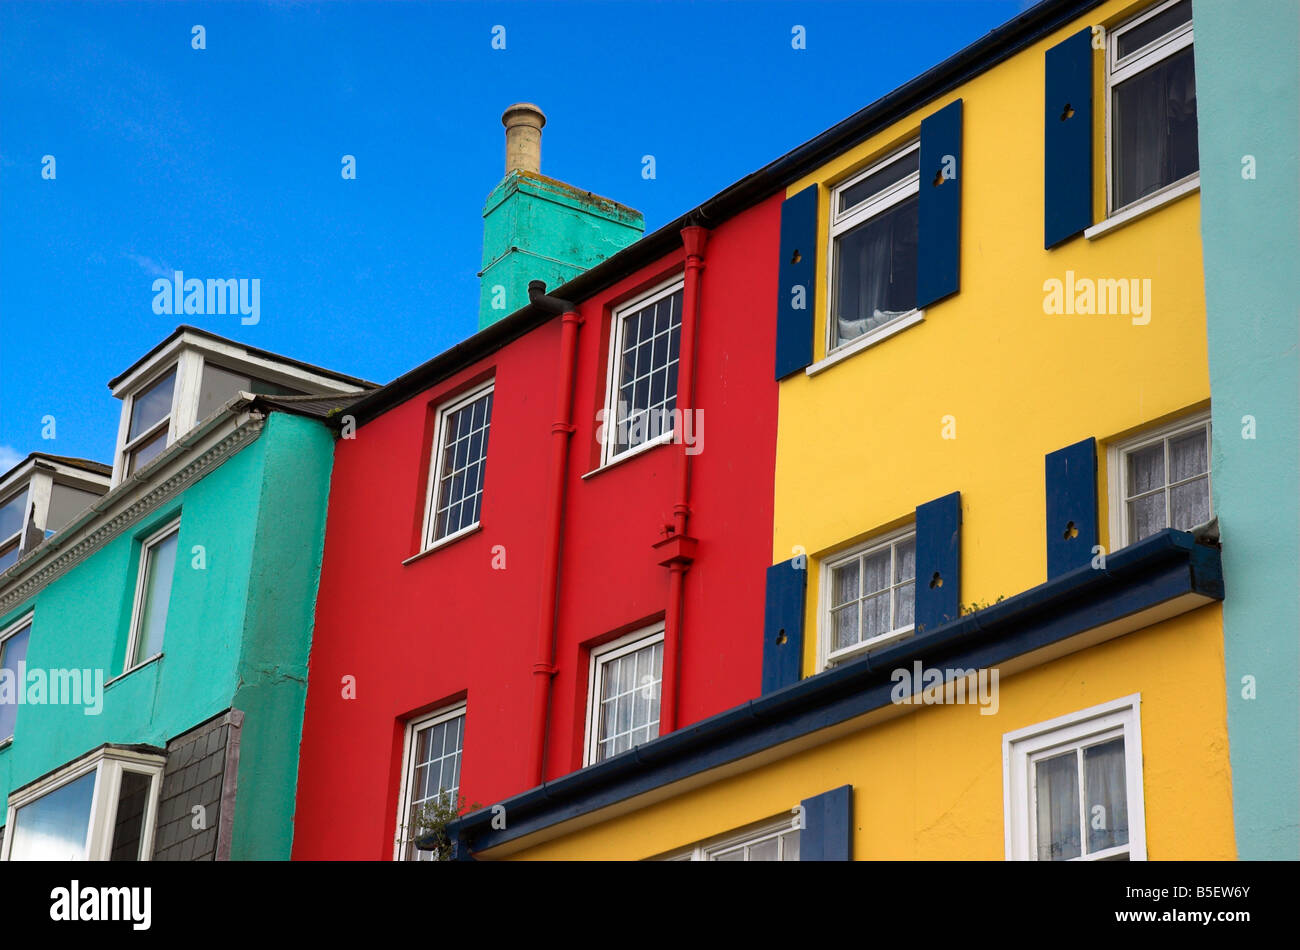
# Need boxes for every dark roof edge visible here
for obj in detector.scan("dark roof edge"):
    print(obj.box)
[107,324,380,390]
[2,452,112,484]
[437,528,1222,856]
[349,0,1101,426]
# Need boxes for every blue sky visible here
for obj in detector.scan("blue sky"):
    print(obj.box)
[0,0,1031,468]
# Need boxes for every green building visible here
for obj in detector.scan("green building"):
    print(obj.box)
[0,327,370,860]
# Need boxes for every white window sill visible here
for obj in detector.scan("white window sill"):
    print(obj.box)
[824,624,915,669]
[108,652,163,687]
[806,310,924,377]
[403,523,483,565]
[583,429,675,480]
[1085,174,1199,240]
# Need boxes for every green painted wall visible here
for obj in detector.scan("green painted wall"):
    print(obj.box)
[0,411,334,859]
[478,170,643,328]
[1195,0,1300,859]
[228,412,335,859]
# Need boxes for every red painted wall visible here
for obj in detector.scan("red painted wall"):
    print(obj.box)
[291,194,782,859]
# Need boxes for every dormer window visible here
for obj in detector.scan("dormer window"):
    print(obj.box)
[109,327,373,486]
[0,456,112,575]
[123,369,177,477]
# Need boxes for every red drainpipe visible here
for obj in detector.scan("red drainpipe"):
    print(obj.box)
[528,294,583,786]
[654,224,709,734]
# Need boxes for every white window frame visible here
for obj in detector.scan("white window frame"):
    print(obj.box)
[1106,410,1212,549]
[817,524,917,671]
[393,701,466,861]
[114,364,183,482]
[825,141,924,359]
[600,276,686,468]
[0,612,34,745]
[0,487,29,571]
[124,518,181,674]
[583,624,666,767]
[420,380,495,552]
[1104,0,1197,217]
[1,747,165,861]
[665,813,803,861]
[1003,694,1147,861]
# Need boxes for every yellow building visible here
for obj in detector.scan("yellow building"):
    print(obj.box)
[446,0,1231,861]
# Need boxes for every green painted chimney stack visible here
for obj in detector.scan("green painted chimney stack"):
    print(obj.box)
[478,104,644,329]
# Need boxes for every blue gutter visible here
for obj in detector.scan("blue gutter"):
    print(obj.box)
[433,529,1222,857]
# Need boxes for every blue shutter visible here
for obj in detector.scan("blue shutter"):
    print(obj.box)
[800,785,853,861]
[917,98,963,309]
[761,558,806,694]
[1044,27,1094,248]
[1045,437,1099,578]
[774,185,818,380]
[915,492,961,633]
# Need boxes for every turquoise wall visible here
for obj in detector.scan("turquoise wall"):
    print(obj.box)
[0,411,334,859]
[478,170,643,328]
[1195,0,1300,859]
[228,412,335,859]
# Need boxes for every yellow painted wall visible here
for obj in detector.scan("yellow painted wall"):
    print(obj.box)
[505,605,1233,860]
[770,0,1210,678]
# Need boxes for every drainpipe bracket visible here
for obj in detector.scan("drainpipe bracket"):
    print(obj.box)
[653,533,699,567]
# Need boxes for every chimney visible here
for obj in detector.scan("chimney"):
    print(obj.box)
[502,103,545,176]
[477,103,645,331]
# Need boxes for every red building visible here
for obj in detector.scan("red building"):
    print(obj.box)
[291,114,783,858]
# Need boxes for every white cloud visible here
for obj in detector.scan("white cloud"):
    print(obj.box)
[125,252,172,279]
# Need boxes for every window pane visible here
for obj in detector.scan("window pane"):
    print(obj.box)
[196,365,297,422]
[430,391,493,542]
[1084,738,1130,854]
[1128,490,1166,542]
[832,561,859,607]
[895,537,916,583]
[0,489,27,541]
[1169,428,1208,482]
[0,624,32,741]
[611,291,683,458]
[1116,0,1192,60]
[782,830,801,861]
[9,770,96,860]
[833,196,918,347]
[196,364,251,422]
[1127,443,1164,496]
[1113,45,1198,208]
[128,370,176,441]
[861,550,890,595]
[894,581,915,630]
[109,770,154,861]
[0,539,19,573]
[595,640,662,761]
[833,603,859,651]
[133,528,179,666]
[1170,478,1210,530]
[46,484,100,535]
[839,149,920,213]
[1035,752,1082,860]
[127,429,169,475]
[861,591,891,639]
[747,837,779,861]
